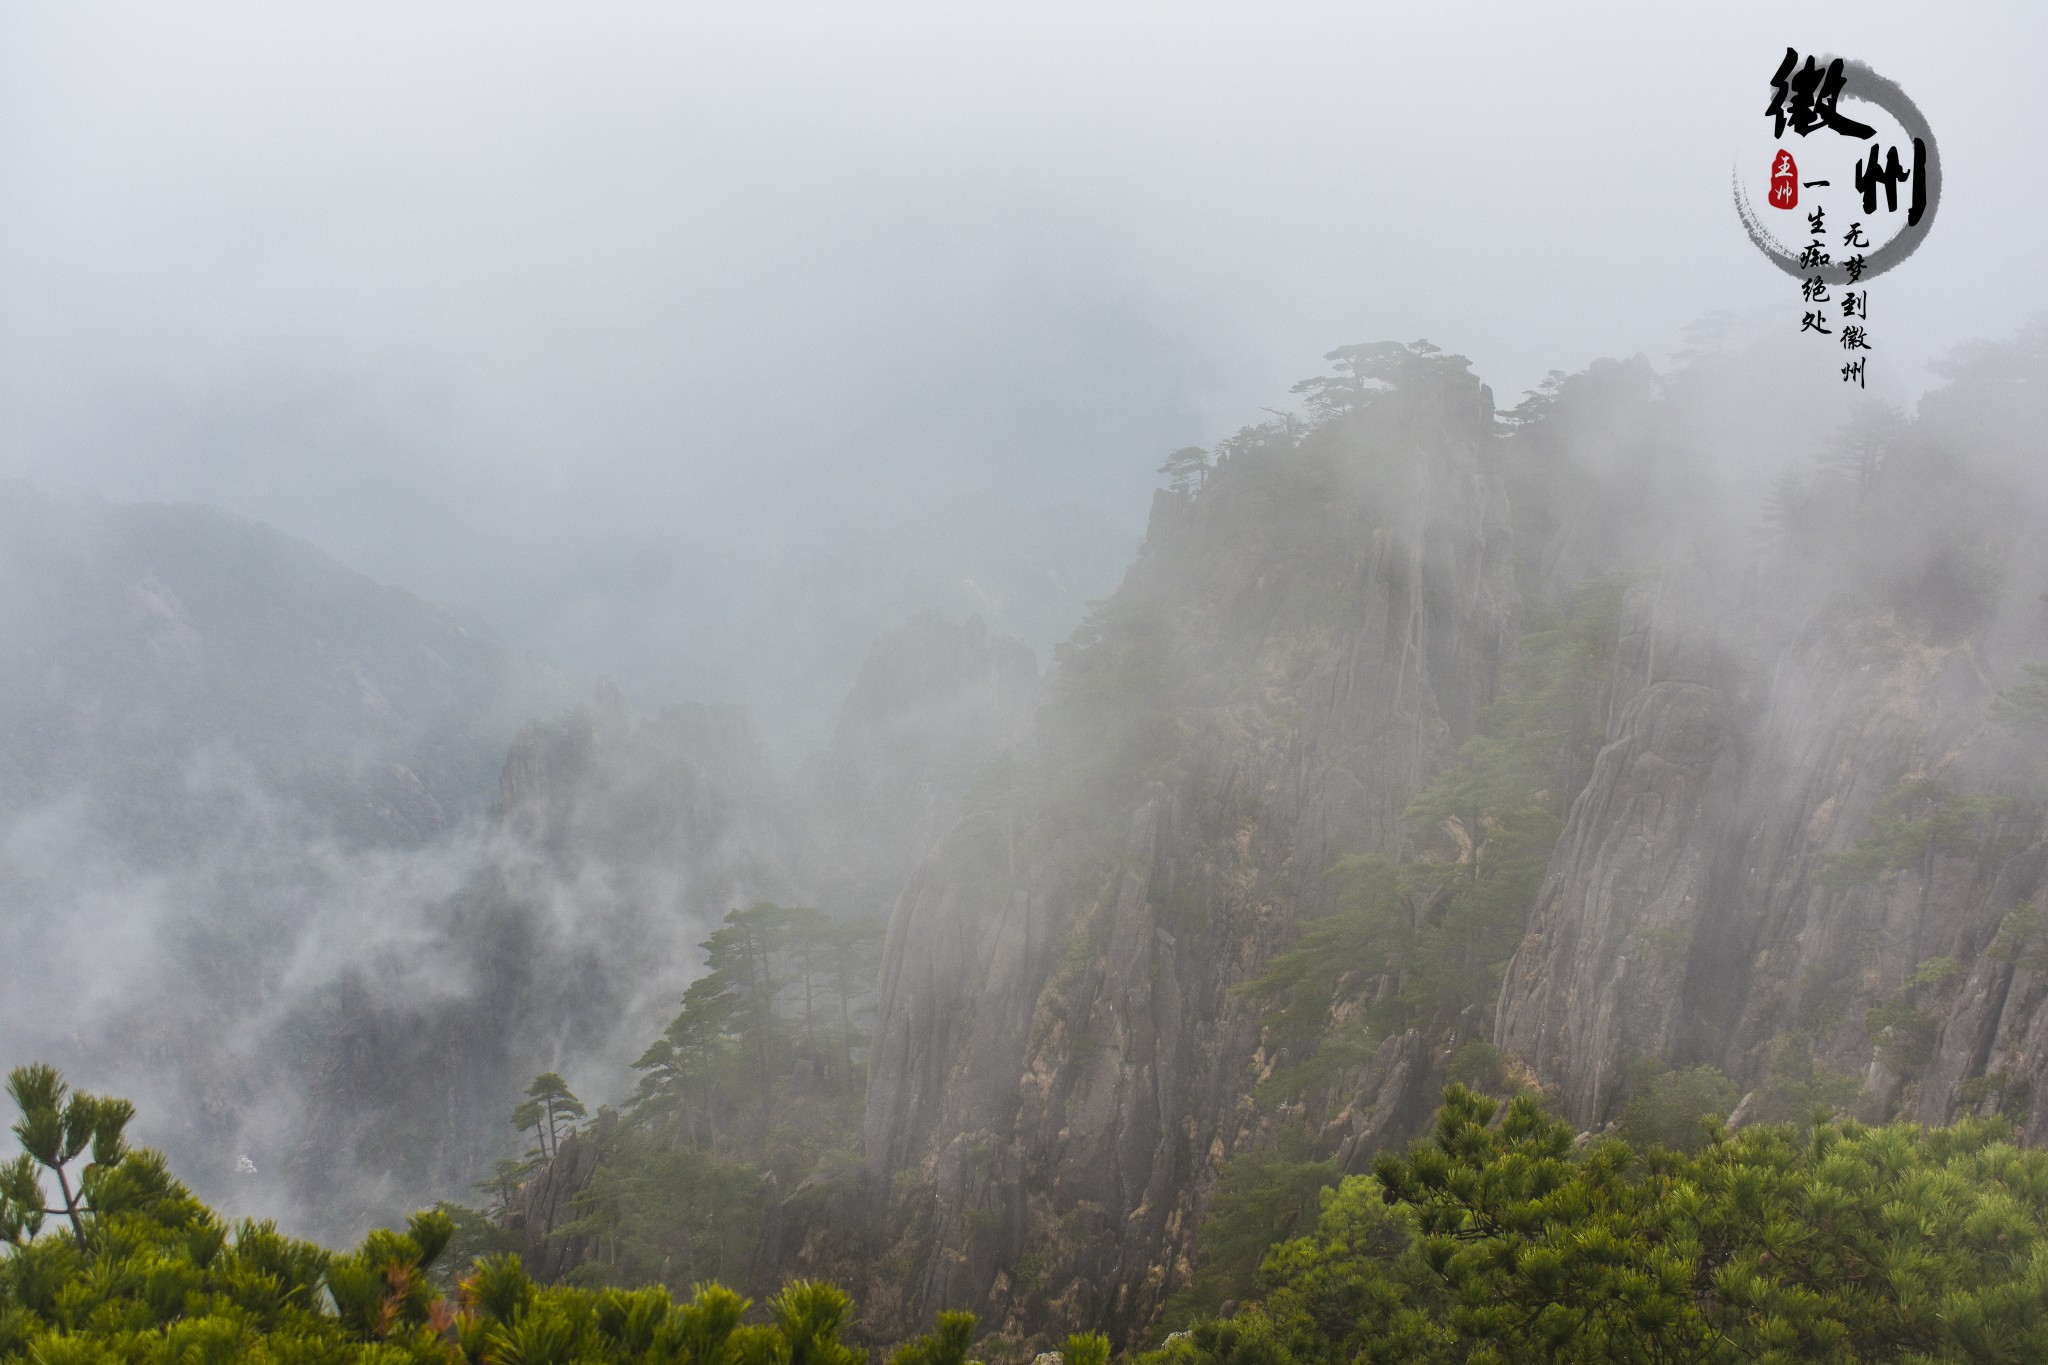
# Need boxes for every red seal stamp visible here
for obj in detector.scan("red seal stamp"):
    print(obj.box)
[1768,149,1798,209]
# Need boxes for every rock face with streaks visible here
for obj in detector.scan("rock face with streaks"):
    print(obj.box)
[1493,585,2024,1131]
[852,351,1516,1344]
[37,324,2048,1344]
[1494,324,2048,1148]
[841,328,2048,1349]
[1496,582,1748,1126]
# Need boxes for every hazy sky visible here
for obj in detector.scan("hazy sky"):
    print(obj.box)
[3,2,2043,701]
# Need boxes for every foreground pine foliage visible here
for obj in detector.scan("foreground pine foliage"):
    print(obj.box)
[1145,1085,2048,1365]
[4,1061,2046,1362]
[0,1064,1055,1365]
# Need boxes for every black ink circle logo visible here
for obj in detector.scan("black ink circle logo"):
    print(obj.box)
[1734,51,1941,387]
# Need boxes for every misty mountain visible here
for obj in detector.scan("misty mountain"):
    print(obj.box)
[0,481,554,856]
[703,323,2048,1350]
[495,500,1128,765]
[255,614,1041,1242]
[12,318,2048,1354]
[798,612,1040,919]
[0,480,1053,1242]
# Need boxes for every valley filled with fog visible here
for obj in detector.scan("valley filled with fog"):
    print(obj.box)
[4,6,2048,1362]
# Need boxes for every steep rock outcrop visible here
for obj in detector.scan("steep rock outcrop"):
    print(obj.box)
[1915,841,2048,1143]
[845,327,2048,1350]
[1495,569,2048,1137]
[853,355,1515,1347]
[1497,584,1745,1125]
[512,1109,615,1282]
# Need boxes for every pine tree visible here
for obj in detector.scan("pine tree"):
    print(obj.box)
[515,1073,587,1160]
[0,1063,134,1250]
[1158,446,1212,495]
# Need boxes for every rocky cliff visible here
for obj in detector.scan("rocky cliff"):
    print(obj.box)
[25,320,2048,1349]
[1499,326,2048,1145]
[0,474,1055,1242]
[280,607,1041,1242]
[847,345,1516,1346]
[838,326,2048,1351]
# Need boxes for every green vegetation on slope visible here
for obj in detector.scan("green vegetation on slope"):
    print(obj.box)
[1236,573,1629,1088]
[1145,1086,2048,1365]
[0,1063,1103,1364]
[1169,576,1631,1325]
[1158,1124,1339,1330]
[7,1058,2044,1363]
[1815,780,2027,892]
[457,903,884,1293]
[1614,1064,1740,1156]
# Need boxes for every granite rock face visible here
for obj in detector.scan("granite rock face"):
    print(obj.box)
[1495,580,2048,1138]
[513,1109,617,1282]
[854,364,1516,1344]
[844,333,2048,1349]
[1496,584,1746,1126]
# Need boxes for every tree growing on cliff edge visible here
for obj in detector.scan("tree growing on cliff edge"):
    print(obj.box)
[513,1071,586,1160]
[1159,446,1212,496]
[498,902,886,1292]
[1288,339,1484,422]
[630,902,882,1134]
